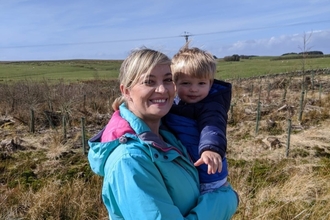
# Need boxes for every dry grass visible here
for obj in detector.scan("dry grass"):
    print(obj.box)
[1,177,107,220]
[0,132,108,219]
[0,70,329,219]
[226,71,330,219]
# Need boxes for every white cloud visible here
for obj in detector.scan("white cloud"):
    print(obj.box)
[215,30,330,57]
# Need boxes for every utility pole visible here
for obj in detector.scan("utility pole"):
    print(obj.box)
[181,31,191,42]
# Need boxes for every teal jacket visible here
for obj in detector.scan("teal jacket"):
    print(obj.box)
[88,104,238,220]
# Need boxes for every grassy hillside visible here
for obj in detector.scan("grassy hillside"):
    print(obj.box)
[217,56,330,79]
[0,59,330,219]
[0,60,122,81]
[1,55,330,82]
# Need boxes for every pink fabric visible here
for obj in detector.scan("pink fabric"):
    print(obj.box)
[101,110,135,142]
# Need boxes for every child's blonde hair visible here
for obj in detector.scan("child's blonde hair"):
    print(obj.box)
[171,42,216,83]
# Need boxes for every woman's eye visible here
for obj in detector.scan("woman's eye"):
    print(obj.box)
[143,80,153,85]
[165,78,173,82]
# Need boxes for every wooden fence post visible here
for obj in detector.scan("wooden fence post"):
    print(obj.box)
[267,83,271,99]
[311,70,315,90]
[255,86,262,135]
[229,103,235,123]
[30,109,35,133]
[286,119,292,157]
[282,86,287,103]
[250,83,254,97]
[81,117,87,155]
[319,84,322,107]
[298,87,305,122]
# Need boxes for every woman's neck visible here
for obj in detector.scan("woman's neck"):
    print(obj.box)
[145,120,161,137]
[127,105,162,136]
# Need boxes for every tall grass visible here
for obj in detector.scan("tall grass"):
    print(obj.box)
[0,66,329,219]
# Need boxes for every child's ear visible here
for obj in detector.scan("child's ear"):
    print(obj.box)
[209,79,214,87]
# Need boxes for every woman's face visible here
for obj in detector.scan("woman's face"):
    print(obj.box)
[122,64,175,123]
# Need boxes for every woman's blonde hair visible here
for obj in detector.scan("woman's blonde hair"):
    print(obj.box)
[171,42,216,83]
[112,47,171,110]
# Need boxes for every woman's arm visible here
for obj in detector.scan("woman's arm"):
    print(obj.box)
[103,144,235,220]
[104,151,183,219]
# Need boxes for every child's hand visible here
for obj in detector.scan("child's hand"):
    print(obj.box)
[194,151,222,174]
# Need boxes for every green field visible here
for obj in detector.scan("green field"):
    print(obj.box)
[0,60,122,82]
[217,56,330,79]
[1,56,329,82]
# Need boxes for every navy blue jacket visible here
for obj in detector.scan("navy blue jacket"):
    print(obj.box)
[164,79,231,184]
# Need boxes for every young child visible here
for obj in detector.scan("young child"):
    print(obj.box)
[164,43,232,194]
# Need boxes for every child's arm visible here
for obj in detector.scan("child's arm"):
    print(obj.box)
[197,101,228,159]
[197,80,232,160]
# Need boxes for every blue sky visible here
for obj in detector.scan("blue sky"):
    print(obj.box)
[1,0,330,61]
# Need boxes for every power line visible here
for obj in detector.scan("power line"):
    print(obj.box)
[181,31,192,42]
[194,20,330,37]
[0,35,180,49]
[1,19,329,49]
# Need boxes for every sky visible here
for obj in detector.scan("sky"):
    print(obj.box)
[1,0,330,61]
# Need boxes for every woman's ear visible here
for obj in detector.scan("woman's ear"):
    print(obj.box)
[120,84,131,101]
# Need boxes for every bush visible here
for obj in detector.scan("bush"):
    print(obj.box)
[299,51,323,55]
[224,54,240,62]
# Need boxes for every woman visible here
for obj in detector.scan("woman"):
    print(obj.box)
[88,48,238,219]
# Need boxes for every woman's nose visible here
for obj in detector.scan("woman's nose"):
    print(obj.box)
[155,84,166,93]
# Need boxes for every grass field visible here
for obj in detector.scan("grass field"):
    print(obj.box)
[1,73,330,219]
[217,56,330,79]
[0,57,330,219]
[0,60,122,81]
[1,56,329,82]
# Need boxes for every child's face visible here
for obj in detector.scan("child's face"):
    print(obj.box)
[175,74,211,103]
